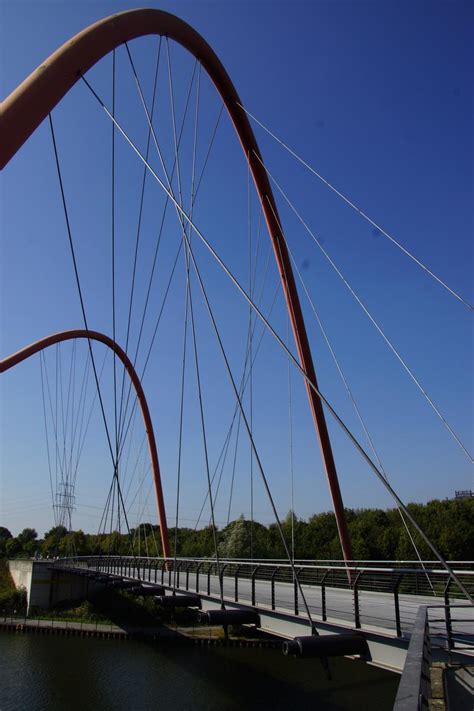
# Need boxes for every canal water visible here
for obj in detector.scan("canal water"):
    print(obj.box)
[1,631,399,710]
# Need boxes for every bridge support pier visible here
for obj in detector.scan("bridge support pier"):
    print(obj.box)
[7,559,104,613]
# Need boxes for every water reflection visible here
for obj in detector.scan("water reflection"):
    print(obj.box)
[1,631,399,710]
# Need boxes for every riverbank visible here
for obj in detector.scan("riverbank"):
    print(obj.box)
[0,615,282,648]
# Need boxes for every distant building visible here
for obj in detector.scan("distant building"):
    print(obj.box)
[454,490,473,500]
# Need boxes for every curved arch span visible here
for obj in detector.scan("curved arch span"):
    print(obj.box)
[1,8,353,561]
[1,329,170,558]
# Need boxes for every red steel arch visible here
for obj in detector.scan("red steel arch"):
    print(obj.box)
[0,8,353,561]
[1,329,170,559]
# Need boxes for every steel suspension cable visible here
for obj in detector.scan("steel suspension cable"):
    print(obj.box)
[247,151,254,561]
[237,103,473,311]
[173,243,191,584]
[54,346,59,509]
[182,66,207,535]
[287,318,296,562]
[166,38,188,221]
[111,49,119,462]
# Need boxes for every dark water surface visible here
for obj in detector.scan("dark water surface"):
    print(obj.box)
[1,631,399,710]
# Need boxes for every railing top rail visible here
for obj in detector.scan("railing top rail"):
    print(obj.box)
[56,555,474,578]
[393,606,430,710]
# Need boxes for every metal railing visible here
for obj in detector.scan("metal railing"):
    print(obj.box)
[52,556,474,641]
[393,605,431,710]
[394,602,474,710]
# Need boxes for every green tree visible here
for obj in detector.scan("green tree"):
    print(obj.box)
[219,515,251,558]
[5,538,22,558]
[42,525,68,557]
[0,527,12,540]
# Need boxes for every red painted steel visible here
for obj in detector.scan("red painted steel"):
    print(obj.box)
[1,329,170,559]
[0,8,353,561]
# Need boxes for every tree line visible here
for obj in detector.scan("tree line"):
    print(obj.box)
[1,497,472,562]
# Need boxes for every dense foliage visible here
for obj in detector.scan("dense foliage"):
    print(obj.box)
[2,497,472,561]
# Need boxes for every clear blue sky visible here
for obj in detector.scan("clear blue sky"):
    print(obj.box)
[1,0,472,539]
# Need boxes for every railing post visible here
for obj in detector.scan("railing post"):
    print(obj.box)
[185,563,190,591]
[393,573,403,637]
[219,564,228,601]
[444,577,454,650]
[294,568,302,616]
[251,566,260,607]
[196,562,203,593]
[234,565,241,602]
[207,563,212,595]
[353,571,363,629]
[271,567,279,611]
[320,569,330,621]
[161,560,166,585]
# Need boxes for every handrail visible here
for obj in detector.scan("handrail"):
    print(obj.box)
[393,606,431,710]
[55,555,474,578]
[56,556,474,578]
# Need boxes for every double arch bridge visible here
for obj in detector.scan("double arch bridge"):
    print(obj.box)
[2,6,473,693]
